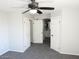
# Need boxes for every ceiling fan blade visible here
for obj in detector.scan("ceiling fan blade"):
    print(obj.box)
[39,7,54,10]
[22,9,30,14]
[37,10,42,14]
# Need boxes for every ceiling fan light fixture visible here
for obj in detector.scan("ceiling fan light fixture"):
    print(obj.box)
[22,0,55,14]
[29,9,37,14]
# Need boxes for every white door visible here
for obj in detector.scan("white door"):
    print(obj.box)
[50,16,61,50]
[23,17,31,49]
[50,19,57,49]
[33,20,43,43]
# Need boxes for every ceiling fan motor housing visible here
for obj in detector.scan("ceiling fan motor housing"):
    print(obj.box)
[28,2,38,9]
[22,0,54,14]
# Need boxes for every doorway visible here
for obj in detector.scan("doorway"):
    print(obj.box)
[30,18,51,47]
[43,18,51,47]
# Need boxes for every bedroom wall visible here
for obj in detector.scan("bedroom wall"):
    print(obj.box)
[51,8,79,56]
[0,11,9,55]
[60,8,79,55]
[8,12,30,52]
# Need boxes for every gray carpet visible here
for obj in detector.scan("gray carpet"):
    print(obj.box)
[0,44,79,59]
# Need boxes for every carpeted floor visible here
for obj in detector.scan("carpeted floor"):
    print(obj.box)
[0,44,79,59]
[43,37,50,47]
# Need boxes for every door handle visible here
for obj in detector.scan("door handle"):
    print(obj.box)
[51,34,53,37]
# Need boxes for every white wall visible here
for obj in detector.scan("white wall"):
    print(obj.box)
[51,8,79,56]
[8,12,30,52]
[23,16,31,51]
[0,11,9,55]
[60,8,79,55]
[0,11,31,55]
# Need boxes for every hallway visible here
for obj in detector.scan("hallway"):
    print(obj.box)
[1,44,79,59]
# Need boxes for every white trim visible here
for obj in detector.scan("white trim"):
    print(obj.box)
[0,49,9,55]
[59,50,79,56]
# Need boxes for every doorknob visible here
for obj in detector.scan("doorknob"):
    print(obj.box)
[51,34,53,37]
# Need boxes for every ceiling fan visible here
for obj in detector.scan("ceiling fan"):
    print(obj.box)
[22,0,55,14]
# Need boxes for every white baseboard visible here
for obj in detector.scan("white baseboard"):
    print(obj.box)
[50,47,79,56]
[59,50,79,56]
[23,44,31,52]
[9,49,24,53]
[32,41,43,44]
[0,49,9,56]
[50,47,61,53]
[9,44,31,53]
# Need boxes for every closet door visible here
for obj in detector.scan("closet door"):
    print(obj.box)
[33,20,43,43]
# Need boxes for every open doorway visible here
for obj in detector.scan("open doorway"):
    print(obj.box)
[43,18,51,47]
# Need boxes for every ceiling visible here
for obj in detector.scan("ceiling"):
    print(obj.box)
[0,0,79,12]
